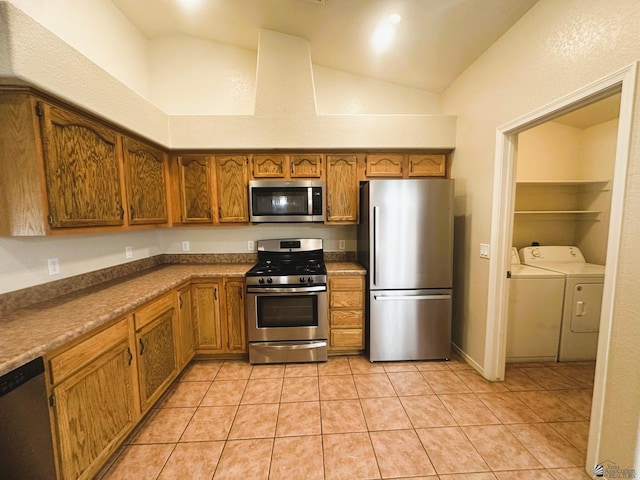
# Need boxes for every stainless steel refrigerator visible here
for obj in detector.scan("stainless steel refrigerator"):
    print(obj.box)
[357,179,454,361]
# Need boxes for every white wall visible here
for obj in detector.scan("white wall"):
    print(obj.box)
[148,35,257,115]
[313,65,441,115]
[516,122,582,181]
[0,230,161,293]
[442,0,640,471]
[6,0,149,96]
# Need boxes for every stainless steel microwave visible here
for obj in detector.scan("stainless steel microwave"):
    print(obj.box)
[249,180,324,223]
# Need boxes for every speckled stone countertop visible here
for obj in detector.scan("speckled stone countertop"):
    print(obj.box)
[326,262,366,275]
[0,264,252,377]
[0,262,366,376]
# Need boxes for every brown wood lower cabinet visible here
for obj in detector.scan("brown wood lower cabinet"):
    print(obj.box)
[176,285,195,369]
[46,318,138,480]
[328,275,365,352]
[192,278,247,355]
[133,292,178,413]
[42,276,247,478]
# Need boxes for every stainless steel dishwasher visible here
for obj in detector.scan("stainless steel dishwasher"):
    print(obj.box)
[0,357,57,479]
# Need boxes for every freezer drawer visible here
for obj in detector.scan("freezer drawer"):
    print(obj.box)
[369,290,451,361]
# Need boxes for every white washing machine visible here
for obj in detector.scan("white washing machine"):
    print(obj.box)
[507,247,565,363]
[520,246,605,361]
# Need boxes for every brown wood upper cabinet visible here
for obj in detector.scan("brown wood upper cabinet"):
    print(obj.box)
[214,155,249,223]
[40,101,126,229]
[122,136,169,225]
[363,153,446,178]
[326,154,359,223]
[172,154,249,224]
[250,154,323,179]
[407,154,446,177]
[364,154,404,177]
[175,156,214,223]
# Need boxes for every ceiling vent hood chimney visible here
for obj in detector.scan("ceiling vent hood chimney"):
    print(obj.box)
[254,29,317,118]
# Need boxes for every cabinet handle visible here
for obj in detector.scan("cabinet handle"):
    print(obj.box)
[47,213,54,225]
[139,338,145,355]
[130,205,135,220]
[214,288,218,301]
[240,289,243,299]
[127,347,133,366]
[179,295,183,308]
[119,206,125,219]
[291,163,294,174]
[218,207,222,219]
[207,208,212,220]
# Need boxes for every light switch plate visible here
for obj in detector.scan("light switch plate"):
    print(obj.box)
[182,241,190,252]
[248,241,254,251]
[480,243,490,259]
[125,246,133,259]
[339,240,346,250]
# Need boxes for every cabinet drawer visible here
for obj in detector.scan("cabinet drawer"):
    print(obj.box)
[48,317,130,385]
[330,291,364,309]
[331,329,364,349]
[329,276,364,291]
[330,310,363,329]
[134,292,175,330]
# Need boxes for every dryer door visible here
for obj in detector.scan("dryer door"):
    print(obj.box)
[571,283,603,333]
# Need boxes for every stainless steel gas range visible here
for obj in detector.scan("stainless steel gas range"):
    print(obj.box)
[246,238,328,364]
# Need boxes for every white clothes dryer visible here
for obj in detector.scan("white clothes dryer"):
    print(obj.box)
[520,246,605,361]
[507,248,564,363]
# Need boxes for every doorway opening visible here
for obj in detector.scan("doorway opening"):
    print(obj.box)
[483,62,637,472]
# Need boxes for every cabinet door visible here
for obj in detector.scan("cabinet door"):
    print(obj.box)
[177,156,213,223]
[192,282,224,353]
[252,154,285,178]
[177,287,195,368]
[225,279,247,353]
[290,154,323,178]
[136,309,177,412]
[51,339,135,480]
[214,155,249,223]
[407,154,446,177]
[123,137,169,224]
[364,154,404,177]
[39,102,124,228]
[326,155,358,223]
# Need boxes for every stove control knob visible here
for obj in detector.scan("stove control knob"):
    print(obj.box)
[299,277,306,283]
[267,277,273,284]
[259,278,265,284]
[307,277,313,284]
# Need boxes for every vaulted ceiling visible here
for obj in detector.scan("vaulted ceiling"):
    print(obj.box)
[111,0,539,93]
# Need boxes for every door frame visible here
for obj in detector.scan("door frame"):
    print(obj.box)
[483,62,637,468]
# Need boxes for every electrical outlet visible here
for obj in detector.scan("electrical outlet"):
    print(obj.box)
[480,243,490,259]
[182,241,190,252]
[339,240,346,250]
[125,246,133,259]
[47,257,60,276]
[248,240,254,251]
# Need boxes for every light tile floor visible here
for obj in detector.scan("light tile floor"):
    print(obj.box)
[99,355,595,480]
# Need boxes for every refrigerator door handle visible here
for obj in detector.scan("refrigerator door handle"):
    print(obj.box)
[373,206,379,286]
[374,294,452,301]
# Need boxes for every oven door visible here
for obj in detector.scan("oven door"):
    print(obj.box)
[247,286,328,342]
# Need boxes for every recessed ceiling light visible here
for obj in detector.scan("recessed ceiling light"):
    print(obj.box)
[371,13,401,53]
[388,13,402,25]
[178,0,202,8]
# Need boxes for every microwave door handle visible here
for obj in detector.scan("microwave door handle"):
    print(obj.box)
[308,187,313,215]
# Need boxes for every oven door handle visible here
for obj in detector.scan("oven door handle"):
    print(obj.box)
[246,286,327,294]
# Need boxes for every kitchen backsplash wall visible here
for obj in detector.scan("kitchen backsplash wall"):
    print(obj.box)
[0,224,357,295]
